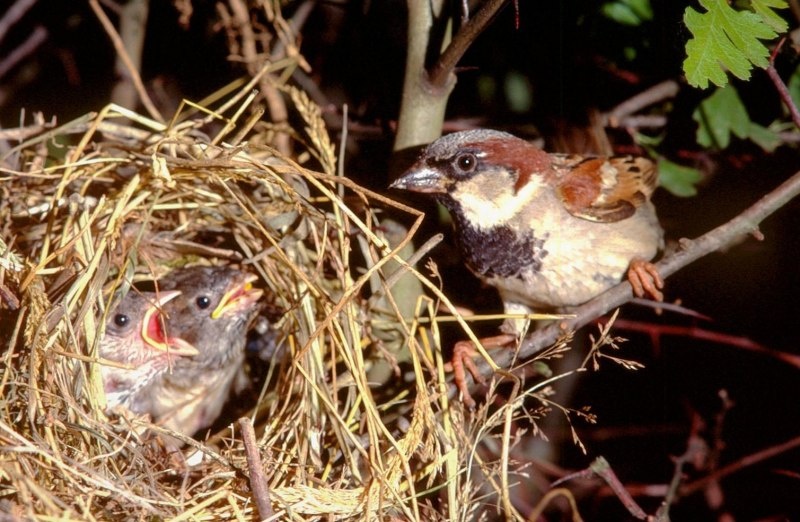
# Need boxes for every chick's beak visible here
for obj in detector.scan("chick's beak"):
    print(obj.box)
[211,274,263,320]
[390,165,448,194]
[142,290,199,356]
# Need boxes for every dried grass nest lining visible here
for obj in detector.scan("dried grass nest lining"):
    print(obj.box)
[0,104,481,520]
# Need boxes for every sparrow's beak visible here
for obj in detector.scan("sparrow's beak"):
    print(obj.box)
[390,166,448,194]
[211,273,263,319]
[142,290,200,356]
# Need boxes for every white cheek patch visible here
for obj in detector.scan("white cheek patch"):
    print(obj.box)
[453,175,546,230]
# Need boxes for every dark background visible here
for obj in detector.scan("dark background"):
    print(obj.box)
[2,1,799,519]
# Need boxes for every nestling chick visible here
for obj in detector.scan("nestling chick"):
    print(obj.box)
[391,129,664,406]
[149,266,263,438]
[100,290,198,411]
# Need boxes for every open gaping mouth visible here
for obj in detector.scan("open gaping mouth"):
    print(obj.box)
[211,273,264,320]
[142,291,199,356]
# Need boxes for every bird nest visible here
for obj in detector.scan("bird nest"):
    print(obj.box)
[0,80,567,520]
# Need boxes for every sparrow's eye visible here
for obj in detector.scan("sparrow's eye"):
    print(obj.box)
[454,153,477,173]
[196,295,212,309]
[113,313,130,328]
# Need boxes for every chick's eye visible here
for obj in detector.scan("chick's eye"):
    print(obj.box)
[113,313,130,328]
[455,153,477,173]
[196,295,212,309]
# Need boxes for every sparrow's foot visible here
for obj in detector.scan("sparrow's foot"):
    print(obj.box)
[448,334,517,409]
[628,259,664,301]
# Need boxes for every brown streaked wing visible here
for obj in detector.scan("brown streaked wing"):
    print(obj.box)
[552,154,657,223]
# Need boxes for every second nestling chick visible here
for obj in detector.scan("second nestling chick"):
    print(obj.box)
[150,266,263,437]
[100,290,198,412]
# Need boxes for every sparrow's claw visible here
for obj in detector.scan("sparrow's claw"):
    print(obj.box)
[448,334,517,410]
[628,259,664,301]
[451,340,484,410]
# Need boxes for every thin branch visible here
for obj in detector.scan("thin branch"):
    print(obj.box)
[590,457,648,520]
[0,0,39,47]
[553,457,647,520]
[616,115,668,129]
[428,0,510,89]
[767,38,800,129]
[89,0,163,122]
[0,25,47,80]
[608,433,800,502]
[603,79,679,127]
[680,433,800,498]
[239,417,274,520]
[109,0,150,112]
[654,415,707,521]
[608,318,800,370]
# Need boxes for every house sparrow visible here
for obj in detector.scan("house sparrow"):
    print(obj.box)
[390,129,664,407]
[146,266,264,437]
[100,290,198,411]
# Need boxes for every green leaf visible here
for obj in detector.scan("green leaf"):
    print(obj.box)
[692,85,783,151]
[626,0,654,21]
[602,3,642,26]
[504,71,533,113]
[747,121,781,151]
[751,0,789,33]
[683,0,781,88]
[693,85,750,148]
[658,159,703,197]
[602,0,653,26]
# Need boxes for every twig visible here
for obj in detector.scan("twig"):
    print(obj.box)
[0,26,47,80]
[767,38,800,129]
[553,457,647,520]
[680,433,800,498]
[600,431,800,503]
[604,80,680,127]
[616,115,668,129]
[654,414,707,521]
[0,0,39,47]
[89,0,163,122]
[225,0,293,154]
[606,318,800,369]
[591,457,647,520]
[701,391,735,517]
[428,0,510,89]
[238,417,274,520]
[0,282,20,310]
[108,0,150,112]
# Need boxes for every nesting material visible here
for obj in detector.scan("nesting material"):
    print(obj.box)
[0,83,591,520]
[0,82,432,520]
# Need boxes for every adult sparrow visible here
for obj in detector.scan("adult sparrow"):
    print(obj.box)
[100,290,198,411]
[147,266,263,437]
[390,129,664,407]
